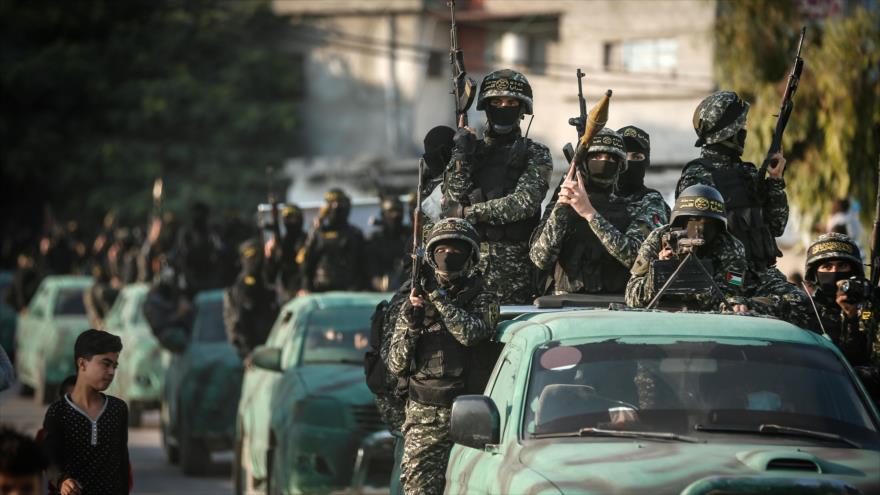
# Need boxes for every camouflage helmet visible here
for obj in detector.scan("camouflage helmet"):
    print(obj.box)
[324,188,351,208]
[670,184,727,229]
[805,232,863,283]
[476,69,533,114]
[692,91,750,147]
[425,218,481,268]
[586,128,628,166]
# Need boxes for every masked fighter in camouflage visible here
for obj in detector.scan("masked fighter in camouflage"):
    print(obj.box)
[676,91,808,319]
[626,185,752,312]
[616,125,671,219]
[387,218,499,495]
[297,188,366,293]
[441,69,553,304]
[530,128,668,295]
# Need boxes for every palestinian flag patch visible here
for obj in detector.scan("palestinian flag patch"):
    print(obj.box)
[652,214,663,228]
[726,271,744,287]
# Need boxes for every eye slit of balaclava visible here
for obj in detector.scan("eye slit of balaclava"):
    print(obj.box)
[432,239,472,275]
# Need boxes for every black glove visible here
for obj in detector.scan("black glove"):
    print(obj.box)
[405,301,425,332]
[451,128,476,160]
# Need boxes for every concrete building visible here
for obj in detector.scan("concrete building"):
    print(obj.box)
[272,0,718,207]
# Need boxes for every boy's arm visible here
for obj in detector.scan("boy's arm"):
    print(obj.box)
[42,404,71,488]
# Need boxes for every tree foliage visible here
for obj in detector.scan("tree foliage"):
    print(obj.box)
[715,0,880,232]
[1,0,301,234]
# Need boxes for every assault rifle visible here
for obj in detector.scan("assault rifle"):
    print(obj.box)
[447,0,476,128]
[568,69,588,139]
[759,26,806,180]
[410,159,427,296]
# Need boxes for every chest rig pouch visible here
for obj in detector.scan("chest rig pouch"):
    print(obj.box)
[408,279,486,407]
[470,138,540,243]
[554,196,632,294]
[697,161,782,268]
[314,228,353,289]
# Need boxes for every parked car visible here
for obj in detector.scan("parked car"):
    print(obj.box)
[105,283,165,426]
[446,309,880,494]
[160,289,243,475]
[15,275,92,404]
[246,292,390,494]
[0,271,17,361]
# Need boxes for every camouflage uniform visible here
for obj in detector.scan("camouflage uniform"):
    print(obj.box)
[387,219,499,495]
[791,234,880,367]
[677,91,808,322]
[625,224,748,310]
[442,69,552,304]
[531,129,668,294]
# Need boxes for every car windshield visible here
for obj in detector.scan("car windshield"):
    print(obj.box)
[54,288,87,316]
[300,306,372,365]
[524,338,878,446]
[193,299,225,343]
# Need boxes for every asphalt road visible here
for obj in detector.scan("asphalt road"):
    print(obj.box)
[0,384,233,495]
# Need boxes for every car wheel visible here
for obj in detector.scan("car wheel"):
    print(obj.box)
[128,402,143,428]
[180,432,211,476]
[160,409,179,465]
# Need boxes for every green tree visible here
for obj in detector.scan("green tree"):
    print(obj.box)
[715,0,880,234]
[1,0,301,235]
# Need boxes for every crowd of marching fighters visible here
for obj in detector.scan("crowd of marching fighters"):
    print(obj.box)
[2,67,878,495]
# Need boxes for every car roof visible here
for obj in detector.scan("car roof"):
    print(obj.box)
[194,288,225,303]
[40,275,93,288]
[502,309,827,348]
[279,291,391,314]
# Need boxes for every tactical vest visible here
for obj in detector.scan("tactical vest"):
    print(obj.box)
[313,226,359,291]
[408,278,493,407]
[624,186,672,219]
[694,160,781,269]
[471,138,539,243]
[553,196,632,294]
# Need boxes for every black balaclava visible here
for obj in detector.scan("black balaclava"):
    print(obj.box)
[618,126,651,194]
[815,270,851,298]
[432,239,472,284]
[486,105,522,135]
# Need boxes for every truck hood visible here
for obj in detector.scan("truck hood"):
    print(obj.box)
[518,440,880,494]
[296,363,373,405]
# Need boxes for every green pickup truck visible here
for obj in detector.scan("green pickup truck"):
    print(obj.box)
[14,275,92,404]
[446,309,880,495]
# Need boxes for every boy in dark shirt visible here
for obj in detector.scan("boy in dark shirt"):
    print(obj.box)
[42,329,130,495]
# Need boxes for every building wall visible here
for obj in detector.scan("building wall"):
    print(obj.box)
[274,0,718,204]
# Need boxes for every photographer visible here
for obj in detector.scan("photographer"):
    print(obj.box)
[801,233,877,367]
[625,185,751,312]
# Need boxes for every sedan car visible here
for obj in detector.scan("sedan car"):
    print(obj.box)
[15,275,92,404]
[244,292,390,494]
[105,283,165,426]
[160,289,243,475]
[236,292,390,494]
[446,310,880,495]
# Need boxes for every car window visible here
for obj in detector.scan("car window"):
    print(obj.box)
[491,356,517,435]
[54,288,87,316]
[299,306,373,365]
[193,299,225,343]
[524,338,878,445]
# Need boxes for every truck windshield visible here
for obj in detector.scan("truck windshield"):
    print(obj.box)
[300,306,372,365]
[524,339,878,446]
[54,288,87,316]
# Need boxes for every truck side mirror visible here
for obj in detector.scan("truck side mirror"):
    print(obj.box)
[251,346,283,372]
[450,395,500,450]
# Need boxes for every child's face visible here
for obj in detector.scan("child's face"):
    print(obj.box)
[77,352,120,391]
[0,472,41,495]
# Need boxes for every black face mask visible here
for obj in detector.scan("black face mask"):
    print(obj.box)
[284,220,303,236]
[618,162,647,192]
[586,159,619,188]
[486,106,521,134]
[326,206,348,226]
[815,271,850,296]
[434,250,470,273]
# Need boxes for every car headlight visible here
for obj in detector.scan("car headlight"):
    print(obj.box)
[293,397,347,428]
